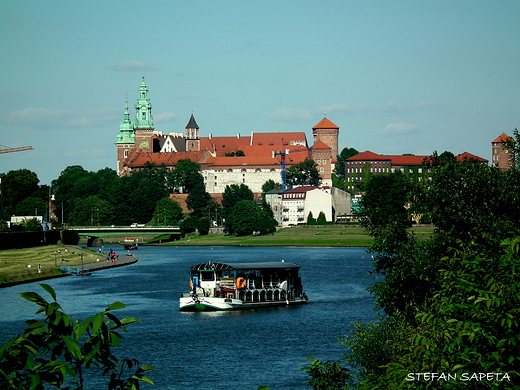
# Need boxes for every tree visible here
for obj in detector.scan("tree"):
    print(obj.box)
[340,154,520,388]
[286,159,321,188]
[69,196,113,226]
[334,147,359,180]
[0,284,154,390]
[261,179,280,193]
[307,211,316,225]
[196,217,211,235]
[186,181,213,218]
[169,159,204,193]
[2,169,41,218]
[316,211,327,225]
[19,217,43,232]
[231,200,259,236]
[222,184,254,218]
[153,198,183,226]
[114,167,171,225]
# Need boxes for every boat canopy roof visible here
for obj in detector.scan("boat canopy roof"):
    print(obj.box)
[188,262,300,271]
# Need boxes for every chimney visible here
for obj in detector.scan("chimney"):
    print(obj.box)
[237,133,240,139]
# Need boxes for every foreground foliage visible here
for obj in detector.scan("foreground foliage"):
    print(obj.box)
[0,284,154,390]
[340,155,520,389]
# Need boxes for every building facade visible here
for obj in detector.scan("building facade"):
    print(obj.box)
[345,151,488,184]
[265,186,351,227]
[116,78,339,193]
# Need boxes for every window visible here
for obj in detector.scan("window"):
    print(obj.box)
[142,112,146,120]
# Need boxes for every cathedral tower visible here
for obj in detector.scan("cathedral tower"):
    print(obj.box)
[134,75,154,152]
[116,101,135,175]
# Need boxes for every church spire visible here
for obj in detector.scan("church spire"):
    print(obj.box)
[134,75,154,129]
[116,99,135,144]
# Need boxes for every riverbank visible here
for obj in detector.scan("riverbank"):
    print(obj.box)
[0,245,137,288]
[149,225,433,247]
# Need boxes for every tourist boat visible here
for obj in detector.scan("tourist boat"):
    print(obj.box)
[179,261,308,311]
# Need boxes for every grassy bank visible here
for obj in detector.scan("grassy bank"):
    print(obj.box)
[150,225,433,247]
[0,245,104,286]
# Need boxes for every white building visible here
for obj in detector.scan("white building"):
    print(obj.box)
[265,186,351,227]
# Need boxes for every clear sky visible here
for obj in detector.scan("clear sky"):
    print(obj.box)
[1,1,519,185]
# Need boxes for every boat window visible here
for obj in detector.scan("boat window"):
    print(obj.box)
[200,271,215,281]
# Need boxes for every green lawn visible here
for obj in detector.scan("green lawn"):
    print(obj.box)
[152,225,434,247]
[0,245,103,286]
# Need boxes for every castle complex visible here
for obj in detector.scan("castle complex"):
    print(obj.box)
[116,77,338,194]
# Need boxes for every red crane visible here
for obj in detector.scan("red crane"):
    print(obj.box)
[0,145,34,154]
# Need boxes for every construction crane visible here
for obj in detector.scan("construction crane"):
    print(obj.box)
[0,145,34,154]
[274,139,310,192]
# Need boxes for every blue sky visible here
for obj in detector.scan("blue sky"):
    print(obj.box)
[1,1,519,185]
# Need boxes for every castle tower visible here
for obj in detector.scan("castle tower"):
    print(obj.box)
[134,75,154,152]
[312,117,339,160]
[185,114,200,152]
[491,133,513,171]
[116,101,135,175]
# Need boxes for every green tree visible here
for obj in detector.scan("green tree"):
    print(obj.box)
[170,159,204,193]
[186,182,213,218]
[69,196,113,226]
[14,196,48,217]
[302,357,353,390]
[261,179,280,193]
[2,169,41,218]
[316,211,327,225]
[340,154,520,388]
[153,198,183,226]
[0,284,154,390]
[19,217,43,232]
[196,217,211,235]
[334,147,359,180]
[222,184,254,219]
[113,166,170,225]
[52,166,96,224]
[307,211,316,225]
[286,159,321,188]
[231,200,259,236]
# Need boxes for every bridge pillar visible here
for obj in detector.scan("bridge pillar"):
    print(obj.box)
[87,237,104,247]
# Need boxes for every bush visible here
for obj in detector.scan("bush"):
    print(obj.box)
[196,217,211,235]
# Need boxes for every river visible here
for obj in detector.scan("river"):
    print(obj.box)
[0,246,378,390]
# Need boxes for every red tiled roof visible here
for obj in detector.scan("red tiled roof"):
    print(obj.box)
[313,117,339,129]
[284,186,317,193]
[346,151,391,161]
[492,133,512,143]
[126,150,208,168]
[250,132,308,148]
[347,150,488,165]
[312,140,331,149]
[455,152,488,163]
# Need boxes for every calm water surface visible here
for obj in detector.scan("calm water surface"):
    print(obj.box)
[0,246,378,390]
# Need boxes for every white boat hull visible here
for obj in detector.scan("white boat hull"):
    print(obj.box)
[179,295,308,312]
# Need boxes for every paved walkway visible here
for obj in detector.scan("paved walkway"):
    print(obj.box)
[73,254,138,273]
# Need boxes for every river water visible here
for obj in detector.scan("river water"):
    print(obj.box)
[0,246,378,390]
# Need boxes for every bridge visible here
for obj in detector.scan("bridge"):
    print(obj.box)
[69,226,181,237]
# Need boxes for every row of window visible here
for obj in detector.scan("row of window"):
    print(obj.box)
[346,167,425,174]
